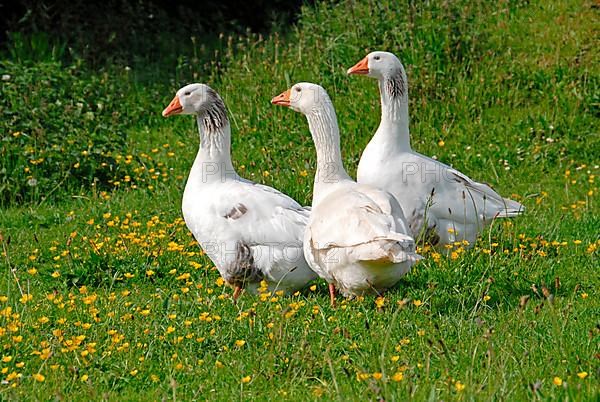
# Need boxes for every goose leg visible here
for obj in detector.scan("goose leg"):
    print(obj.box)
[328,283,336,307]
[233,285,243,303]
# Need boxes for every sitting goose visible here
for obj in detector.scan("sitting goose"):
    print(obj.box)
[162,83,316,299]
[347,51,525,248]
[272,83,421,303]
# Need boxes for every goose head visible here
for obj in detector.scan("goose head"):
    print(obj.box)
[347,51,404,80]
[162,83,220,117]
[271,82,332,115]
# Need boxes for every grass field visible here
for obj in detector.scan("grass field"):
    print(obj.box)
[0,0,598,400]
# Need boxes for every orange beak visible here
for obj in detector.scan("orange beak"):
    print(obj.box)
[347,56,370,75]
[271,89,292,107]
[162,96,183,117]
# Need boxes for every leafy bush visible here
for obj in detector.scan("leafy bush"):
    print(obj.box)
[0,60,140,205]
[3,0,310,68]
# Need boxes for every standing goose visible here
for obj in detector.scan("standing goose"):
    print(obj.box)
[163,83,316,299]
[347,51,524,248]
[272,83,421,303]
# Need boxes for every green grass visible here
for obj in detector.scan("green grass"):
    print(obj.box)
[0,0,598,400]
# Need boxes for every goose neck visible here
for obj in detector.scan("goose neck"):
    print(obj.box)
[305,103,352,202]
[190,103,238,183]
[376,72,411,151]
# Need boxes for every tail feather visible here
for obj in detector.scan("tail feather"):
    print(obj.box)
[385,231,417,247]
[388,248,423,264]
[345,232,422,265]
[376,233,422,264]
[496,198,525,218]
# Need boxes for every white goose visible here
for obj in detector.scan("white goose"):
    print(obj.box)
[348,51,525,248]
[162,83,316,299]
[272,83,421,303]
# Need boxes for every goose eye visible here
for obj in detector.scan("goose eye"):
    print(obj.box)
[295,87,302,92]
[184,91,191,96]
[373,56,381,61]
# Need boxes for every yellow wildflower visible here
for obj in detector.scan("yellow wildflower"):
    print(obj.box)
[391,372,404,382]
[356,372,371,381]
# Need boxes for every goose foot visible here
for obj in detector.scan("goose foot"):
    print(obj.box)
[233,285,243,303]
[328,283,336,307]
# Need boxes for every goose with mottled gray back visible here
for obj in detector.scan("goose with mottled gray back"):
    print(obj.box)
[272,83,421,304]
[348,51,525,248]
[162,83,316,300]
